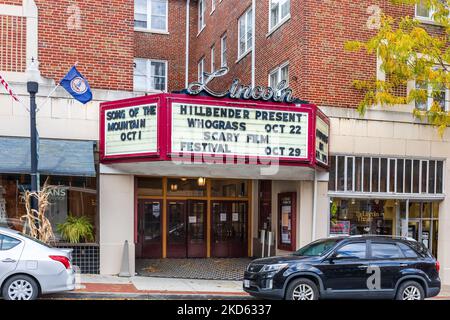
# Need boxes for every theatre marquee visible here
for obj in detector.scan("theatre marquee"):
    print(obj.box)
[99,93,329,169]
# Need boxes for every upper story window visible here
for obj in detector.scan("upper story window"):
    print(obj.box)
[134,0,168,32]
[238,8,253,59]
[269,0,290,31]
[198,57,205,83]
[221,34,227,67]
[199,0,206,33]
[134,58,168,92]
[415,1,434,20]
[415,80,449,111]
[269,62,289,87]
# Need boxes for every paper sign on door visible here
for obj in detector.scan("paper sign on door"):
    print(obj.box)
[220,213,227,222]
[232,213,239,222]
[189,216,197,224]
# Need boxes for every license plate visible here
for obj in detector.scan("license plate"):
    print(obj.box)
[244,280,250,288]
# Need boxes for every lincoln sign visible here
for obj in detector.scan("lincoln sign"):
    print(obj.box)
[100,93,329,168]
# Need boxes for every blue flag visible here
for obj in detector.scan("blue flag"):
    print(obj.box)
[60,66,93,104]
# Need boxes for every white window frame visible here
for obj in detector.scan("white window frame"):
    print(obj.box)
[414,80,450,111]
[198,0,206,34]
[211,0,216,14]
[133,58,168,92]
[237,7,253,60]
[415,1,435,21]
[198,57,205,83]
[268,61,289,87]
[134,0,169,33]
[210,45,215,72]
[221,34,227,67]
[268,0,291,33]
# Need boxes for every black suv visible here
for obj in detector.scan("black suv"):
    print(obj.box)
[243,236,440,300]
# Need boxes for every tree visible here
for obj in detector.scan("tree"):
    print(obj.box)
[345,0,450,135]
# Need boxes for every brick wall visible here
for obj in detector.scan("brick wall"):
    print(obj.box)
[35,0,134,91]
[1,0,444,107]
[134,0,187,92]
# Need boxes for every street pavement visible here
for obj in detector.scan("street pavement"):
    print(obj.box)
[37,274,450,300]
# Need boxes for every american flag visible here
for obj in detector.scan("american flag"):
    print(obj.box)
[0,73,20,102]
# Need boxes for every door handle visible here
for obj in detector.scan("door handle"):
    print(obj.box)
[358,265,368,269]
[2,258,16,263]
[400,263,408,267]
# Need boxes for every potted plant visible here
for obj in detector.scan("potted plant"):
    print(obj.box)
[57,215,94,243]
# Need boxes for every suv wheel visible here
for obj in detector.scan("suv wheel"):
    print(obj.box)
[286,278,319,300]
[2,275,39,300]
[396,281,425,301]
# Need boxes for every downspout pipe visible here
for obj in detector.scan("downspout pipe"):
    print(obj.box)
[185,0,190,88]
[251,0,256,87]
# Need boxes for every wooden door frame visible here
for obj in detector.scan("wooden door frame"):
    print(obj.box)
[136,199,163,259]
[166,200,188,258]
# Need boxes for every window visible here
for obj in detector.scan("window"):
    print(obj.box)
[334,242,367,259]
[415,80,449,111]
[211,0,216,13]
[134,0,168,32]
[269,62,289,88]
[211,179,248,197]
[198,57,205,83]
[0,235,21,250]
[210,45,215,72]
[221,35,227,67]
[329,156,444,195]
[415,1,434,20]
[269,0,290,31]
[397,242,419,258]
[238,8,253,58]
[371,242,403,259]
[198,0,206,32]
[294,238,342,257]
[134,58,167,92]
[1,174,98,244]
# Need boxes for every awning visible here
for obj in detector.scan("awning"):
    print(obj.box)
[0,137,96,177]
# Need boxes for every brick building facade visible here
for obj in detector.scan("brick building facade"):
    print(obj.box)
[1,0,450,286]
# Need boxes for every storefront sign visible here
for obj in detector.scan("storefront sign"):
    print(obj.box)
[187,67,299,103]
[103,104,158,157]
[315,116,329,166]
[171,102,309,159]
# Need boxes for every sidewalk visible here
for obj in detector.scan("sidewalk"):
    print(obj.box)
[74,275,249,297]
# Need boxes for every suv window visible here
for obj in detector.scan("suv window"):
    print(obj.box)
[397,242,419,258]
[0,234,21,250]
[371,242,403,259]
[334,242,367,259]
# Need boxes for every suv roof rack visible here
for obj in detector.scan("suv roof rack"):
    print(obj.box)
[348,234,417,242]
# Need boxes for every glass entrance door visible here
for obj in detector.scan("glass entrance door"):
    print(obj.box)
[406,202,439,257]
[187,200,207,258]
[167,201,187,258]
[211,201,248,258]
[137,200,162,258]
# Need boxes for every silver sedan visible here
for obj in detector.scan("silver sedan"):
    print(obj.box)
[0,227,75,300]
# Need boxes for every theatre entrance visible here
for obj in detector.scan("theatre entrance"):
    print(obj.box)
[135,177,251,259]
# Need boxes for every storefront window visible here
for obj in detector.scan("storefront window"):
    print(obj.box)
[137,177,163,196]
[330,199,396,236]
[0,174,98,243]
[211,179,248,197]
[167,178,206,197]
[330,199,440,258]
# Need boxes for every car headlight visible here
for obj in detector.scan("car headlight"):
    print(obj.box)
[261,263,288,272]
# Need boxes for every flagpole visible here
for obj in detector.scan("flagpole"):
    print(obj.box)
[37,83,60,112]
